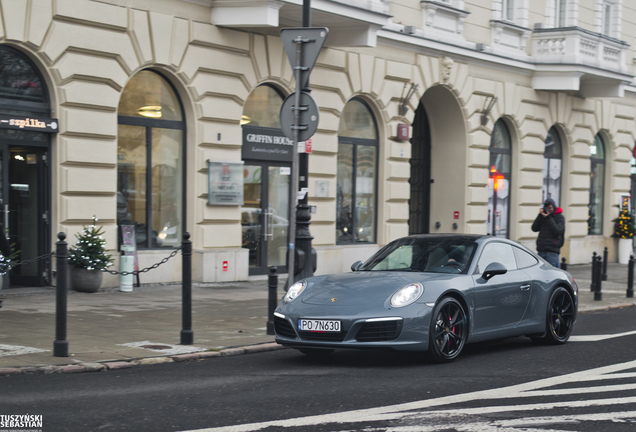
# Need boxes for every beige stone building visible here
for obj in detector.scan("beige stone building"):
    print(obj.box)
[0,0,634,287]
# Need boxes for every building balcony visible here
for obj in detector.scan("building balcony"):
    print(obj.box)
[531,27,631,97]
[208,0,391,47]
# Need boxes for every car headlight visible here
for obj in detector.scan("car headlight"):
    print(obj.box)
[390,283,424,308]
[283,280,308,303]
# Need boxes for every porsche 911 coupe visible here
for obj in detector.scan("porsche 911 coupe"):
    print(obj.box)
[274,234,578,362]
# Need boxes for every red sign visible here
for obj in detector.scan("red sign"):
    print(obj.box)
[222,261,228,272]
[305,138,312,154]
[397,123,409,141]
[454,211,460,220]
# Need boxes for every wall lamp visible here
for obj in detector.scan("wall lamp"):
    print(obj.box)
[398,82,419,117]
[480,96,498,126]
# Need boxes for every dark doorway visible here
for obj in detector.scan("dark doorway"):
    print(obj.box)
[409,102,431,235]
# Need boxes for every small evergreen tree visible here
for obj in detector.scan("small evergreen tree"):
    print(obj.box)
[612,204,636,239]
[68,216,113,271]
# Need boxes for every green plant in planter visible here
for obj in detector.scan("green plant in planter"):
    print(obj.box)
[612,203,636,239]
[68,216,114,271]
[0,238,20,276]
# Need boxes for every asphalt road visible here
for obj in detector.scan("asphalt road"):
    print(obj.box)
[1,306,635,432]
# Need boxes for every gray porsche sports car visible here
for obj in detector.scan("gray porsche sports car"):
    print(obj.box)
[274,234,578,362]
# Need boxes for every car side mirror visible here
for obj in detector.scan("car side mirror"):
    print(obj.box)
[351,261,363,272]
[482,262,507,281]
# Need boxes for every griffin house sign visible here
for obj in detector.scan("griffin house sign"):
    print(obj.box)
[0,114,59,133]
[242,125,292,162]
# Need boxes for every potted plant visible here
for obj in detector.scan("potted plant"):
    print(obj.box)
[68,216,113,292]
[612,203,636,264]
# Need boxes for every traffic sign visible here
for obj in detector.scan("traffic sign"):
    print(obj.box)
[280,91,319,142]
[280,27,329,90]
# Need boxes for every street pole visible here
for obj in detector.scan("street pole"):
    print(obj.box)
[296,0,315,281]
[286,37,303,288]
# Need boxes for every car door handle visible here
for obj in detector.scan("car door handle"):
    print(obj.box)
[520,284,531,291]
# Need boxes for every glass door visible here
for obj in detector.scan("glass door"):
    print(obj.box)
[241,162,290,275]
[4,146,49,286]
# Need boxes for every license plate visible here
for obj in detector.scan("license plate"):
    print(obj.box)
[298,319,341,332]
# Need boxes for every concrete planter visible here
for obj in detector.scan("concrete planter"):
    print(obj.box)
[70,267,103,293]
[618,238,633,265]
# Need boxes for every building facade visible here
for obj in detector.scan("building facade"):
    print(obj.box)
[0,0,634,287]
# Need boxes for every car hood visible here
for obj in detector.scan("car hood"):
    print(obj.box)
[300,271,447,306]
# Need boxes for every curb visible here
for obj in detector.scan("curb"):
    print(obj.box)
[0,343,286,377]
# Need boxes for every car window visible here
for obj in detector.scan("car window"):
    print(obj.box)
[476,243,517,273]
[372,245,414,270]
[513,246,538,269]
[360,237,477,273]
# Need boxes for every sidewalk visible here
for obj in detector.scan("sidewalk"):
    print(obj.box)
[0,264,635,374]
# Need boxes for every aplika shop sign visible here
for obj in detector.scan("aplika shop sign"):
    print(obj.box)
[242,125,292,162]
[0,114,59,133]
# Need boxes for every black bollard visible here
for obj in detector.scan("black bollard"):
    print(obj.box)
[181,232,193,345]
[602,247,608,281]
[628,255,634,298]
[594,255,603,301]
[591,252,597,292]
[560,257,567,271]
[54,232,69,357]
[266,266,278,335]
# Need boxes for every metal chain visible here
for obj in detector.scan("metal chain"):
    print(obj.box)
[101,248,182,276]
[8,251,56,268]
[2,248,182,276]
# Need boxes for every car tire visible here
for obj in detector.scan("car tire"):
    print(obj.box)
[428,297,467,363]
[542,287,575,345]
[297,348,335,357]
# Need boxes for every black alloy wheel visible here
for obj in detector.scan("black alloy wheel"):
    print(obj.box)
[428,297,467,363]
[545,287,574,344]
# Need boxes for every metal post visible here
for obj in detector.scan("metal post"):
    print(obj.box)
[181,232,193,345]
[266,266,278,335]
[594,255,603,301]
[591,252,597,292]
[560,257,567,271]
[54,232,69,357]
[295,0,315,282]
[602,247,608,281]
[628,255,634,298]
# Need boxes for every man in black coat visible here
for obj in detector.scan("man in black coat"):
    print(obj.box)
[531,197,565,267]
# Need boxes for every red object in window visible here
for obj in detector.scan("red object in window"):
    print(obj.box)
[222,261,228,272]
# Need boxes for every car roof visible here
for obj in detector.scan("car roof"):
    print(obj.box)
[401,234,487,242]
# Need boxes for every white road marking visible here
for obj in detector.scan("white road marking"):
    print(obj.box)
[0,344,49,357]
[182,359,636,432]
[118,341,207,355]
[569,329,636,341]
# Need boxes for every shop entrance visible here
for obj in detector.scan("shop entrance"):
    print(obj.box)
[0,144,50,286]
[241,162,290,275]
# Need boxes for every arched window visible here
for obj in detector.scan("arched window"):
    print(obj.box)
[337,99,378,244]
[117,70,185,249]
[241,85,283,128]
[487,119,512,238]
[588,133,606,235]
[543,127,562,206]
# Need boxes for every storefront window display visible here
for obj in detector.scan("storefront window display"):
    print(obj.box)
[487,119,512,238]
[588,133,606,235]
[543,126,562,206]
[117,71,184,249]
[336,99,378,244]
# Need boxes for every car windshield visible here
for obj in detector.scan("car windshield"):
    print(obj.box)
[360,237,477,274]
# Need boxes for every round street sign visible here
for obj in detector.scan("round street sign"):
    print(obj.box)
[280,91,319,143]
